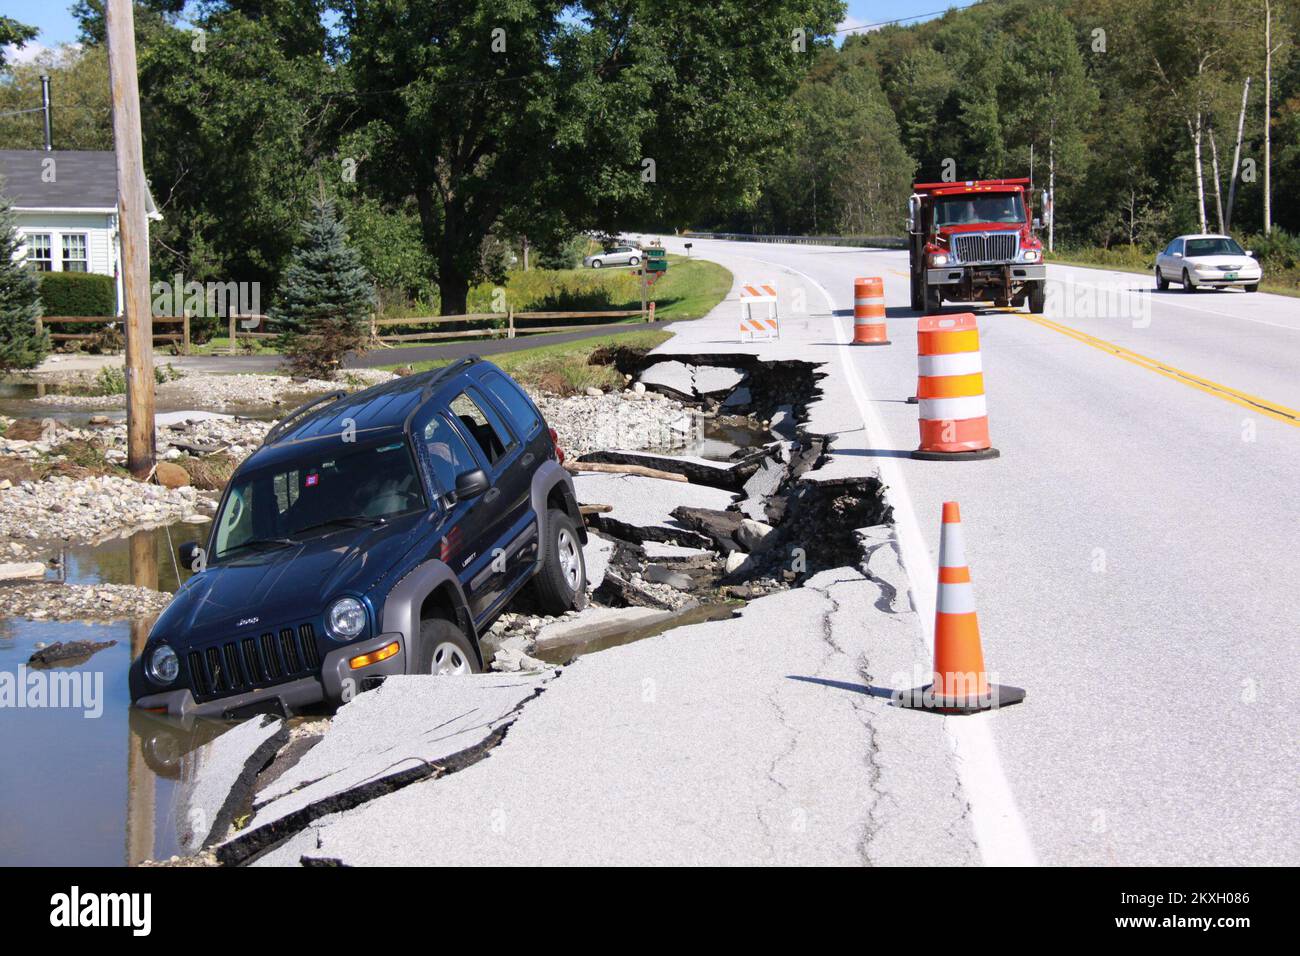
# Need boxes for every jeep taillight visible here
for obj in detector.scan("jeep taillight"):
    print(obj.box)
[548,427,565,464]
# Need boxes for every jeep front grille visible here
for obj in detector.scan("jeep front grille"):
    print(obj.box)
[952,232,1018,263]
[188,622,321,701]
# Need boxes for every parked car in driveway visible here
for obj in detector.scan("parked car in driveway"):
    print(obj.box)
[1155,234,1262,292]
[130,357,588,719]
[584,244,642,269]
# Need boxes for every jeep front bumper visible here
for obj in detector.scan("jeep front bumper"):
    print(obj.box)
[133,632,408,718]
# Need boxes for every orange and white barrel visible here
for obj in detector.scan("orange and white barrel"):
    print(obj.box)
[851,276,889,345]
[912,313,999,460]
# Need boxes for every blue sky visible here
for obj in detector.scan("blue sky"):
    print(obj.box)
[3,0,968,55]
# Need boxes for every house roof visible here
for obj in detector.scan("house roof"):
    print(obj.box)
[0,150,160,217]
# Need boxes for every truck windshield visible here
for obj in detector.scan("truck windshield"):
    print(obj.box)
[213,438,425,558]
[933,193,1025,226]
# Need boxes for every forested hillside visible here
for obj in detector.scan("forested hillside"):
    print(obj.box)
[728,0,1299,259]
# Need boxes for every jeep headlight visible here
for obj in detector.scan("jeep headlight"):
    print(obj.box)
[1022,250,1040,262]
[326,597,367,640]
[147,644,179,685]
[929,253,949,267]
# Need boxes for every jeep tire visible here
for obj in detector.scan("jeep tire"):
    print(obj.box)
[533,508,587,615]
[414,617,481,676]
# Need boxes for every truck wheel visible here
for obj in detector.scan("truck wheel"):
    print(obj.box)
[414,618,481,676]
[533,508,587,615]
[923,283,941,313]
[1027,281,1046,314]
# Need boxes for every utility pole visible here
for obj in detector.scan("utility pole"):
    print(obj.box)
[105,0,156,478]
[1264,0,1275,235]
[40,75,52,150]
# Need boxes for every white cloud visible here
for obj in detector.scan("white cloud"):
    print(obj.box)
[837,15,883,37]
[2,41,83,68]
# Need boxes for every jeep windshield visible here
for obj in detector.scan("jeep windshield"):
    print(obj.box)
[213,438,425,559]
[933,193,1025,227]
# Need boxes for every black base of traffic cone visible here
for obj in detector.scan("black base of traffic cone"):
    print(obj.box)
[851,340,891,346]
[894,682,1026,715]
[911,447,1000,461]
[906,396,919,404]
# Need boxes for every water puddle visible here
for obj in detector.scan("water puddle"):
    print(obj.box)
[0,521,219,865]
[532,601,738,666]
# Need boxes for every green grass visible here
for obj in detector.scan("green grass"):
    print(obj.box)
[380,328,673,395]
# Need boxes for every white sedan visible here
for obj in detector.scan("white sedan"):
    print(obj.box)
[1155,234,1262,292]
[583,244,642,269]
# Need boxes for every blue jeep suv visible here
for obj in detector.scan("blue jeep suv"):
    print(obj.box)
[130,357,588,719]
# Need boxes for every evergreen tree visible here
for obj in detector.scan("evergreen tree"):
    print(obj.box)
[270,199,375,377]
[0,189,49,375]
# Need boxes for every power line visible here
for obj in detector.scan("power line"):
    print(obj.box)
[834,1,987,35]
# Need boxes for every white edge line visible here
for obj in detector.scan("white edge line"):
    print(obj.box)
[711,246,1039,867]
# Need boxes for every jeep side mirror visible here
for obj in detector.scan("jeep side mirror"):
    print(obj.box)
[455,469,490,500]
[178,541,202,572]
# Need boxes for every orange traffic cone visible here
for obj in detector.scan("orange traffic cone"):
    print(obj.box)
[851,277,890,345]
[896,502,1025,714]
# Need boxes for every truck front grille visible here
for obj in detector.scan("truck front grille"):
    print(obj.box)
[188,622,321,702]
[952,232,1018,263]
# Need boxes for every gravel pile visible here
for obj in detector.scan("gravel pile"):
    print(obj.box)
[4,582,173,621]
[0,414,271,464]
[0,475,200,542]
[29,367,400,412]
[531,388,698,456]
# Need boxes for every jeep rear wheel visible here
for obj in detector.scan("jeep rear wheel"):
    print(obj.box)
[414,618,481,676]
[533,508,587,615]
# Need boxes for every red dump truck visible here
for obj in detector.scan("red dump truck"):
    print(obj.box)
[907,178,1046,314]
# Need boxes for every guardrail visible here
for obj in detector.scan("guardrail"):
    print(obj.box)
[36,315,191,354]
[682,231,908,250]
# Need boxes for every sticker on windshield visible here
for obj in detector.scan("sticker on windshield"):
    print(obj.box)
[305,473,319,487]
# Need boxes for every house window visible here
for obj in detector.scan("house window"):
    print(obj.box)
[25,234,52,271]
[61,234,89,272]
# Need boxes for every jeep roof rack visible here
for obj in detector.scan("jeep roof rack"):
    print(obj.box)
[263,390,346,445]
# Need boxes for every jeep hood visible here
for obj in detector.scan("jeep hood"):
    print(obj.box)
[154,512,429,642]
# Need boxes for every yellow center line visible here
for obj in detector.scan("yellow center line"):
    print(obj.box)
[1019,312,1300,428]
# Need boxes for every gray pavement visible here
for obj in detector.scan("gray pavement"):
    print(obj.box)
[645,235,1300,865]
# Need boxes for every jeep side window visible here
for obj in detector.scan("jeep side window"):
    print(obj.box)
[449,390,515,465]
[422,413,479,496]
[481,370,541,436]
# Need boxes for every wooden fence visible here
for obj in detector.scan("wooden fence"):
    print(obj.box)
[37,315,191,354]
[367,307,648,347]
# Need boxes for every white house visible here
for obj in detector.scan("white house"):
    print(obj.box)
[0,149,162,316]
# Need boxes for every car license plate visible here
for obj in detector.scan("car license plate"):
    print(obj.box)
[1225,272,1237,280]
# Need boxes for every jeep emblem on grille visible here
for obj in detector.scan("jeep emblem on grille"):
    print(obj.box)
[238,616,260,627]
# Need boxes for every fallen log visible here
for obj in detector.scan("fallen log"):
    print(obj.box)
[578,503,613,515]
[564,461,688,483]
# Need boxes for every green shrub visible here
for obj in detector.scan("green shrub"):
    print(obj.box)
[38,271,116,317]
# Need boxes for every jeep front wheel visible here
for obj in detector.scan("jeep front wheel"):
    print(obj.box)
[533,508,587,614]
[415,618,481,676]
